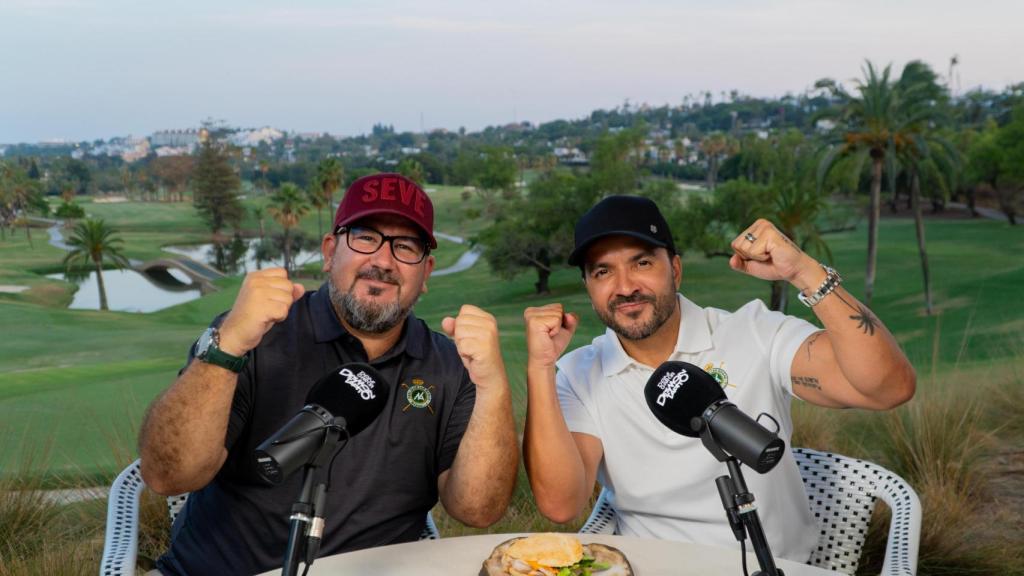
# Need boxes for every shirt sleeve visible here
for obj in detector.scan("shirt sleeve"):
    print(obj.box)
[766,311,821,400]
[556,369,600,439]
[223,362,253,450]
[438,367,476,474]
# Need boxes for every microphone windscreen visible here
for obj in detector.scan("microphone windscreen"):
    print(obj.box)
[306,363,390,437]
[644,361,727,437]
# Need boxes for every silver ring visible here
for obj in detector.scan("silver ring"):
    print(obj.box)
[744,232,757,243]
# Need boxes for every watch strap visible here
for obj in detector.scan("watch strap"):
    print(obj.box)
[198,327,248,373]
[203,343,248,373]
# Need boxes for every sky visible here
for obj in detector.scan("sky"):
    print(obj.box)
[1,0,1021,144]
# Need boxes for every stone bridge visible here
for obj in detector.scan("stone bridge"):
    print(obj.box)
[136,257,225,293]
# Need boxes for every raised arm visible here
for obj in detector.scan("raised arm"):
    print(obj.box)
[729,219,916,410]
[522,304,604,523]
[437,305,518,528]
[138,269,304,495]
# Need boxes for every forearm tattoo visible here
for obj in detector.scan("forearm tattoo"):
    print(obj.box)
[835,291,878,336]
[792,376,822,390]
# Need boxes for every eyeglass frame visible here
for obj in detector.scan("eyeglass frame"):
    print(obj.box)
[333,224,431,265]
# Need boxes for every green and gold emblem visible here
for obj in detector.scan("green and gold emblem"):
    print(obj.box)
[402,378,435,414]
[703,362,733,389]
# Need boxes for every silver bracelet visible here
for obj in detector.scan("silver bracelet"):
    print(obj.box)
[797,265,842,307]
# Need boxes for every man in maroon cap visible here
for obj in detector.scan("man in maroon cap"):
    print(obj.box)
[139,173,518,576]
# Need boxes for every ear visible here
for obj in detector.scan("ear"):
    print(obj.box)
[420,254,436,293]
[671,254,683,289]
[321,234,337,272]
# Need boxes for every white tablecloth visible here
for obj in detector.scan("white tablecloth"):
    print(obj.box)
[257,532,835,575]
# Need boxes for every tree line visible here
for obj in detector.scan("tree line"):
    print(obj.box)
[2,58,1021,315]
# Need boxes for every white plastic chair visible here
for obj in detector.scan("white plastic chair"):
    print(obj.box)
[579,447,922,576]
[100,459,440,576]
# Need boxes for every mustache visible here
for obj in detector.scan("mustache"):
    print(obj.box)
[610,292,655,309]
[356,266,400,285]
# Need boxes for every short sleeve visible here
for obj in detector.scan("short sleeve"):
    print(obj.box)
[438,367,476,474]
[769,316,820,399]
[223,364,254,450]
[556,370,600,439]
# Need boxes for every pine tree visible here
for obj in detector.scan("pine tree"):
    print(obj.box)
[193,140,244,234]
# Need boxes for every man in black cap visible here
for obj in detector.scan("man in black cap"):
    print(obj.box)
[522,195,915,561]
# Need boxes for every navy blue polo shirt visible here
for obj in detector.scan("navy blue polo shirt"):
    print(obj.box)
[157,283,475,576]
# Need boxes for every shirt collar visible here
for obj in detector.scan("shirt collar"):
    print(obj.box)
[600,293,712,377]
[310,282,428,360]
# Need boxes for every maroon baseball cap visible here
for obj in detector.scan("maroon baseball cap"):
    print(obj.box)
[333,173,436,249]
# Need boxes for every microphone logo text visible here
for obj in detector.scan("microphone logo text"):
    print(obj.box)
[340,368,377,400]
[655,369,689,406]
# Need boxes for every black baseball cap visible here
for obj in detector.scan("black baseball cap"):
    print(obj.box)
[567,195,676,267]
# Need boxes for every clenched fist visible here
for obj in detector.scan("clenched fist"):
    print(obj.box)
[729,218,825,292]
[523,303,578,370]
[218,268,305,356]
[442,305,507,388]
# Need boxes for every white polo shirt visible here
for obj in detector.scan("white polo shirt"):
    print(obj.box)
[556,293,820,562]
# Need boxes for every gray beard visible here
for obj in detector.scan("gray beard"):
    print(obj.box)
[328,276,417,334]
[596,289,677,341]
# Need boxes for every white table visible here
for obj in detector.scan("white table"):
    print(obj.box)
[259,533,835,575]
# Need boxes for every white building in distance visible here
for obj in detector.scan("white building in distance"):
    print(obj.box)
[151,129,201,148]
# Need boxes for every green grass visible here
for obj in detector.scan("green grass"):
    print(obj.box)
[1,204,1022,574]
[2,216,1022,477]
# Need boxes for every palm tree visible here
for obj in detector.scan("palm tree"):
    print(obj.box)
[251,205,266,240]
[257,160,270,196]
[268,183,310,273]
[816,60,942,307]
[120,166,135,199]
[1,163,45,247]
[62,218,131,311]
[700,132,735,190]
[0,163,15,240]
[752,131,833,312]
[306,183,329,240]
[893,62,958,315]
[316,158,344,216]
[771,180,832,312]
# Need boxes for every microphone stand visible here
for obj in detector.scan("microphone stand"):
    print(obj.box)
[281,421,345,576]
[695,420,784,576]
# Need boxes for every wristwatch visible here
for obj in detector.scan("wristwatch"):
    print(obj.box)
[797,264,842,307]
[195,327,248,373]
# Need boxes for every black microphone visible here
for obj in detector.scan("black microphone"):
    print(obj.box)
[644,361,785,474]
[254,363,390,485]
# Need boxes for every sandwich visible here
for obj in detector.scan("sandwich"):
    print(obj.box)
[479,533,632,576]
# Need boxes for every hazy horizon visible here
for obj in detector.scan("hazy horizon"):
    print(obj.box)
[2,0,1021,144]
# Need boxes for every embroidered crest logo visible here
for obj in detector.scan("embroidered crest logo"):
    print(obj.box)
[402,378,435,414]
[703,362,734,389]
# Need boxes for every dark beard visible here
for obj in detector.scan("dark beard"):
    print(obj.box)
[328,269,418,334]
[596,289,677,341]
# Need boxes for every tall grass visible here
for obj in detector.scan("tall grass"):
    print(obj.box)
[790,353,1024,575]
[0,436,59,562]
[0,438,104,576]
[2,355,1022,575]
[875,393,1019,575]
[4,354,1022,575]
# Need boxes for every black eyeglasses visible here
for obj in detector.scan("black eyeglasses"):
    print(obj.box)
[334,225,429,265]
